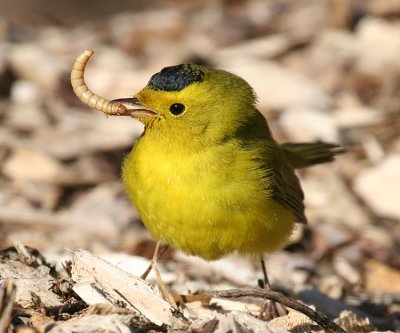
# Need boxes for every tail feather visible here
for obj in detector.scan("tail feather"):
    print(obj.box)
[281,142,345,169]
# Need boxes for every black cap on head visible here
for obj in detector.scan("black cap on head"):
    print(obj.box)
[148,64,205,92]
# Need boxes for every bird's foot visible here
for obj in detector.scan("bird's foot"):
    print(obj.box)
[257,278,287,320]
[141,241,178,310]
[151,258,178,310]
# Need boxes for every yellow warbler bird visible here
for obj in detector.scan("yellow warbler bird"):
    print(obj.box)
[71,50,342,268]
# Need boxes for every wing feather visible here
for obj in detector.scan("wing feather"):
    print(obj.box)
[267,146,307,224]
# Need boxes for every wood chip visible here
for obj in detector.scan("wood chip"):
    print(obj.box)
[71,249,177,326]
[0,279,17,333]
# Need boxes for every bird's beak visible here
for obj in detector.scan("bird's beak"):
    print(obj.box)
[111,97,159,118]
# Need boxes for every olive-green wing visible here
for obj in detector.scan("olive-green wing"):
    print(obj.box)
[270,148,307,224]
[274,141,345,222]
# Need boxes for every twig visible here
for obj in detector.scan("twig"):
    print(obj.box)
[0,278,17,333]
[205,288,347,333]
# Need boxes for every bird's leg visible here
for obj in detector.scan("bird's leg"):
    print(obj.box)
[259,256,280,319]
[140,243,168,280]
[260,257,273,290]
[144,241,178,310]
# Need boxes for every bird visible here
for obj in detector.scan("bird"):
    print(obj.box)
[71,50,343,309]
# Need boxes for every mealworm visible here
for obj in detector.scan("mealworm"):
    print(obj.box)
[70,50,128,115]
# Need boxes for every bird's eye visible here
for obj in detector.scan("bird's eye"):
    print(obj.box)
[169,103,185,116]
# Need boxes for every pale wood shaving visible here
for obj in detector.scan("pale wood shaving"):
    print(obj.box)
[70,249,179,327]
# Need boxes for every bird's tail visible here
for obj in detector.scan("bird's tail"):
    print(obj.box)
[281,142,345,169]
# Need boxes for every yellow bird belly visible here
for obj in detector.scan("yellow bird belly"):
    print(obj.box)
[123,137,295,260]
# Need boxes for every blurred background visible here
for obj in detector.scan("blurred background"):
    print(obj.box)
[0,0,399,325]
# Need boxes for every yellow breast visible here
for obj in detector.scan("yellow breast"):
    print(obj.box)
[122,135,295,260]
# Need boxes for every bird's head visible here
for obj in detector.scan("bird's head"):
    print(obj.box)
[113,64,260,142]
[71,50,267,145]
